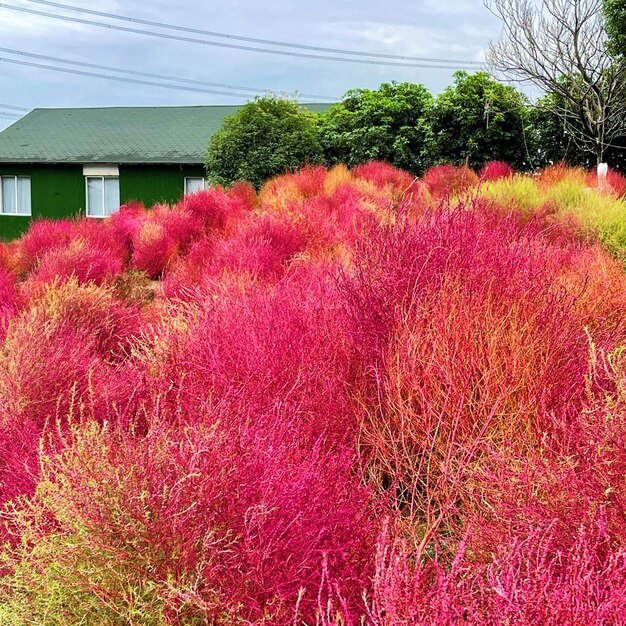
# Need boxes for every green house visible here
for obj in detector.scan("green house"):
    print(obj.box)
[0,105,266,241]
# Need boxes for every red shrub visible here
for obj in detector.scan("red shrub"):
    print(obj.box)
[107,201,147,255]
[479,160,514,181]
[3,414,375,623]
[0,266,20,331]
[15,218,78,274]
[0,280,145,506]
[289,164,329,197]
[179,187,248,233]
[587,167,626,198]
[228,180,258,211]
[130,205,202,278]
[207,214,307,281]
[299,184,377,253]
[422,164,479,198]
[352,160,417,192]
[22,236,124,293]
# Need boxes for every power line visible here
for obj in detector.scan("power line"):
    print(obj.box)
[0,56,257,98]
[0,3,483,70]
[0,103,29,111]
[0,112,21,118]
[23,0,484,67]
[0,47,335,100]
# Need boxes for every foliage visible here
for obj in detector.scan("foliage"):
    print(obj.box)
[605,0,626,57]
[431,71,533,170]
[3,163,626,622]
[319,81,435,176]
[204,96,324,189]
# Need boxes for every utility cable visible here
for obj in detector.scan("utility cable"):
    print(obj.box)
[0,103,29,111]
[0,47,335,100]
[0,56,258,98]
[0,3,483,70]
[22,0,484,66]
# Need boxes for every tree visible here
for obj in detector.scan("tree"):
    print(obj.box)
[319,82,435,176]
[205,96,323,189]
[533,90,626,170]
[486,0,626,165]
[431,71,534,170]
[604,0,626,57]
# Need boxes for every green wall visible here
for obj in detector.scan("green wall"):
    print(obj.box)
[0,163,206,241]
[121,165,205,207]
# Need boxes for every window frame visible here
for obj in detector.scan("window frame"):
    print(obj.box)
[184,176,207,195]
[85,175,120,218]
[0,175,32,216]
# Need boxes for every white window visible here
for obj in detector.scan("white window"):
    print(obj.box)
[185,177,206,195]
[0,176,31,215]
[86,176,120,217]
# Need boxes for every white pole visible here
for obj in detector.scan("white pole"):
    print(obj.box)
[597,163,608,188]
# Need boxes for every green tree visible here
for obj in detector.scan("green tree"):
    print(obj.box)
[605,0,626,57]
[533,90,626,170]
[431,71,533,170]
[319,82,435,176]
[205,96,324,189]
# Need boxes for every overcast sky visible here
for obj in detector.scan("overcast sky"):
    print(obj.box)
[0,0,505,130]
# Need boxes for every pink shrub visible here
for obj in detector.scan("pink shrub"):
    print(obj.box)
[0,266,20,333]
[130,205,203,278]
[587,167,626,198]
[480,160,514,181]
[179,187,247,233]
[2,415,375,623]
[289,164,329,197]
[228,180,258,211]
[340,203,624,540]
[15,218,78,274]
[22,236,124,293]
[422,164,479,198]
[606,169,626,197]
[352,160,417,192]
[207,214,307,281]
[151,265,359,447]
[0,281,145,507]
[299,184,377,253]
[106,201,147,255]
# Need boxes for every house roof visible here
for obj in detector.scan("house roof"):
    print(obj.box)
[0,104,330,165]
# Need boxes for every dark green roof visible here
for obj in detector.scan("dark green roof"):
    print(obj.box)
[0,104,330,165]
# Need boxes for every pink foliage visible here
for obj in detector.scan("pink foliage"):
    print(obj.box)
[23,237,124,293]
[480,160,514,181]
[107,201,147,255]
[5,165,626,621]
[179,186,248,232]
[0,266,20,332]
[16,218,79,274]
[208,214,307,280]
[352,160,417,192]
[130,204,203,278]
[587,167,626,198]
[299,184,377,251]
[422,164,479,198]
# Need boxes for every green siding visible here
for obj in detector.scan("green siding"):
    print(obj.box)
[0,164,206,241]
[121,165,205,207]
[0,164,84,241]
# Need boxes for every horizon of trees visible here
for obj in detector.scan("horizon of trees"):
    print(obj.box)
[206,72,626,188]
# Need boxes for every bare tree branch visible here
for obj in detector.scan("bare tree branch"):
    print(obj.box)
[485,0,626,163]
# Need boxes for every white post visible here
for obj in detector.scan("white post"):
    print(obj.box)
[597,163,608,189]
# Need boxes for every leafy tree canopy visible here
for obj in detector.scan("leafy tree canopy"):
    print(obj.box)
[319,82,435,176]
[604,0,626,57]
[431,71,533,171]
[205,96,324,189]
